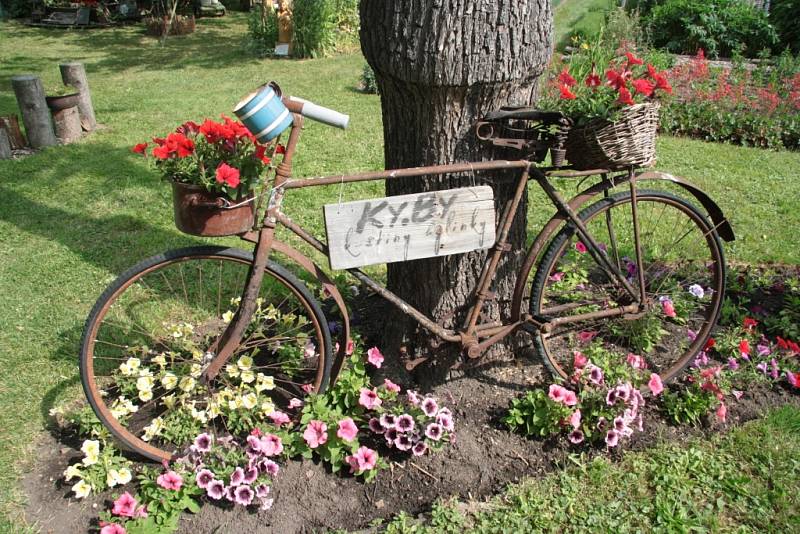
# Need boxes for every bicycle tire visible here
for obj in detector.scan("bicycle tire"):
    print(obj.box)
[529,190,726,383]
[80,246,332,461]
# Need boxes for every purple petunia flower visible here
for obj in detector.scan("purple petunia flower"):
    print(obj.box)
[368,418,384,434]
[436,413,454,432]
[394,434,413,451]
[568,430,584,444]
[396,414,415,432]
[688,284,705,298]
[225,485,237,502]
[234,485,254,507]
[605,429,620,448]
[687,329,698,342]
[614,416,626,432]
[206,480,225,500]
[380,413,397,429]
[407,390,421,406]
[606,389,618,406]
[195,468,215,489]
[589,365,604,385]
[260,459,279,476]
[192,433,212,453]
[260,497,274,511]
[758,343,772,357]
[229,466,244,486]
[412,441,428,456]
[255,484,270,499]
[728,358,739,371]
[243,466,258,485]
[756,362,768,374]
[770,359,780,379]
[596,417,608,431]
[425,423,443,441]
[421,397,439,417]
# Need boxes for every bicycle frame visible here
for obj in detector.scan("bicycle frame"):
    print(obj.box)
[201,109,735,384]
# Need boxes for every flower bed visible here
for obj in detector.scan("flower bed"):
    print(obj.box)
[660,50,800,149]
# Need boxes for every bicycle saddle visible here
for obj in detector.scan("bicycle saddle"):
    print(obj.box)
[482,106,566,124]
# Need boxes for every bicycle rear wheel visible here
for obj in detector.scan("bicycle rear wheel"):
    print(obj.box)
[80,246,332,461]
[530,190,725,382]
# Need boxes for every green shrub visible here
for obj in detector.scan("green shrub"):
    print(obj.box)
[360,63,378,94]
[1,0,31,17]
[291,0,336,58]
[644,0,778,58]
[246,3,278,58]
[770,0,800,54]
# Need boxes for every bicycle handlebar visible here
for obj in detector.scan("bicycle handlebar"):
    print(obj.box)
[285,96,350,130]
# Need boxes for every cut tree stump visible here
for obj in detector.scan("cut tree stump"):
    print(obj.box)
[11,75,57,148]
[0,115,27,149]
[0,129,11,159]
[53,106,82,144]
[59,62,97,131]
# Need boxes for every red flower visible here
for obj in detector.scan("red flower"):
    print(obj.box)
[617,87,635,105]
[275,144,286,155]
[558,69,577,87]
[152,144,171,159]
[647,64,658,79]
[165,132,194,158]
[559,83,577,100]
[742,317,758,331]
[177,121,200,135]
[254,145,271,164]
[654,73,672,94]
[606,69,628,90]
[739,339,750,356]
[625,51,643,66]
[585,73,602,88]
[705,338,716,351]
[631,78,655,97]
[132,142,148,155]
[215,162,240,188]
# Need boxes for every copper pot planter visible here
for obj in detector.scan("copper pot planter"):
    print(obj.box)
[171,181,255,237]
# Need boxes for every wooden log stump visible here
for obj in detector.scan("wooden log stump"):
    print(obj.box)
[11,75,57,148]
[0,129,11,160]
[59,62,97,131]
[53,106,82,144]
[0,115,27,149]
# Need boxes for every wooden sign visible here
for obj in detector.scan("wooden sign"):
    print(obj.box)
[324,186,496,270]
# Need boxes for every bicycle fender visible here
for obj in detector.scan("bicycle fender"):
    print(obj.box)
[635,171,735,243]
[271,240,350,383]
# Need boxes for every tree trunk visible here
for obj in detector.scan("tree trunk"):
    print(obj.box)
[360,1,552,379]
[11,75,57,149]
[0,115,27,149]
[60,62,97,132]
[0,128,11,160]
[53,106,82,144]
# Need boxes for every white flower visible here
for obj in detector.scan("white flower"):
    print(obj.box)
[241,392,258,410]
[136,375,154,392]
[126,357,141,371]
[230,296,242,306]
[163,394,176,410]
[240,370,255,383]
[261,400,275,416]
[226,364,240,378]
[115,467,132,485]
[256,374,275,392]
[161,372,178,390]
[138,389,153,402]
[142,417,164,442]
[152,354,167,367]
[190,363,203,378]
[207,401,221,418]
[71,479,92,499]
[222,310,235,324]
[228,396,244,410]
[237,355,253,371]
[179,376,196,392]
[107,469,120,487]
[81,440,100,458]
[190,405,208,424]
[63,464,82,481]
[191,349,204,361]
[118,362,132,376]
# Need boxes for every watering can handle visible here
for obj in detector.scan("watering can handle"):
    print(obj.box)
[284,95,350,130]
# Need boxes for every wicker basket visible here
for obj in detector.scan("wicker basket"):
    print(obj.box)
[565,102,660,170]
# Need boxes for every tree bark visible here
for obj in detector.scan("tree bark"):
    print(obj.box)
[59,62,97,132]
[0,115,27,149]
[53,106,82,144]
[11,75,57,149]
[0,128,11,160]
[360,0,552,379]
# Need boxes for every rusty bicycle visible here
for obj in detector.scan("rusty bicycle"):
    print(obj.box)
[80,88,734,461]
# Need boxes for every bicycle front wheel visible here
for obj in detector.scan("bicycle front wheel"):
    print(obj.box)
[530,190,725,382]
[80,246,332,461]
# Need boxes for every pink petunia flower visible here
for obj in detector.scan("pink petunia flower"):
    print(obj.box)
[568,409,582,430]
[301,383,315,394]
[548,384,578,406]
[260,434,283,456]
[568,430,584,444]
[288,398,303,409]
[192,433,212,453]
[421,397,439,417]
[605,429,620,448]
[195,469,215,489]
[358,388,382,410]
[626,353,647,370]
[206,479,225,500]
[573,351,588,369]
[716,402,727,423]
[100,525,127,534]
[575,241,588,253]
[156,471,183,491]
[345,446,378,474]
[648,373,664,396]
[383,378,401,393]
[229,467,245,486]
[303,420,328,448]
[412,441,428,456]
[269,411,291,426]
[234,485,255,506]
[367,347,384,368]
[577,330,597,344]
[111,492,137,518]
[336,417,358,442]
[661,298,677,318]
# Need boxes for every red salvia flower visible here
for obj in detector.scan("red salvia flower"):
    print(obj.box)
[132,143,148,155]
[585,73,602,88]
[625,51,644,66]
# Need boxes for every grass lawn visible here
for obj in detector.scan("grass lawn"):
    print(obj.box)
[0,12,799,532]
[552,0,616,50]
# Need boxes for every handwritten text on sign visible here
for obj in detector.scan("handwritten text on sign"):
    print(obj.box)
[324,186,496,270]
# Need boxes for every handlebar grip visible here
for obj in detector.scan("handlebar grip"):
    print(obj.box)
[288,96,350,129]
